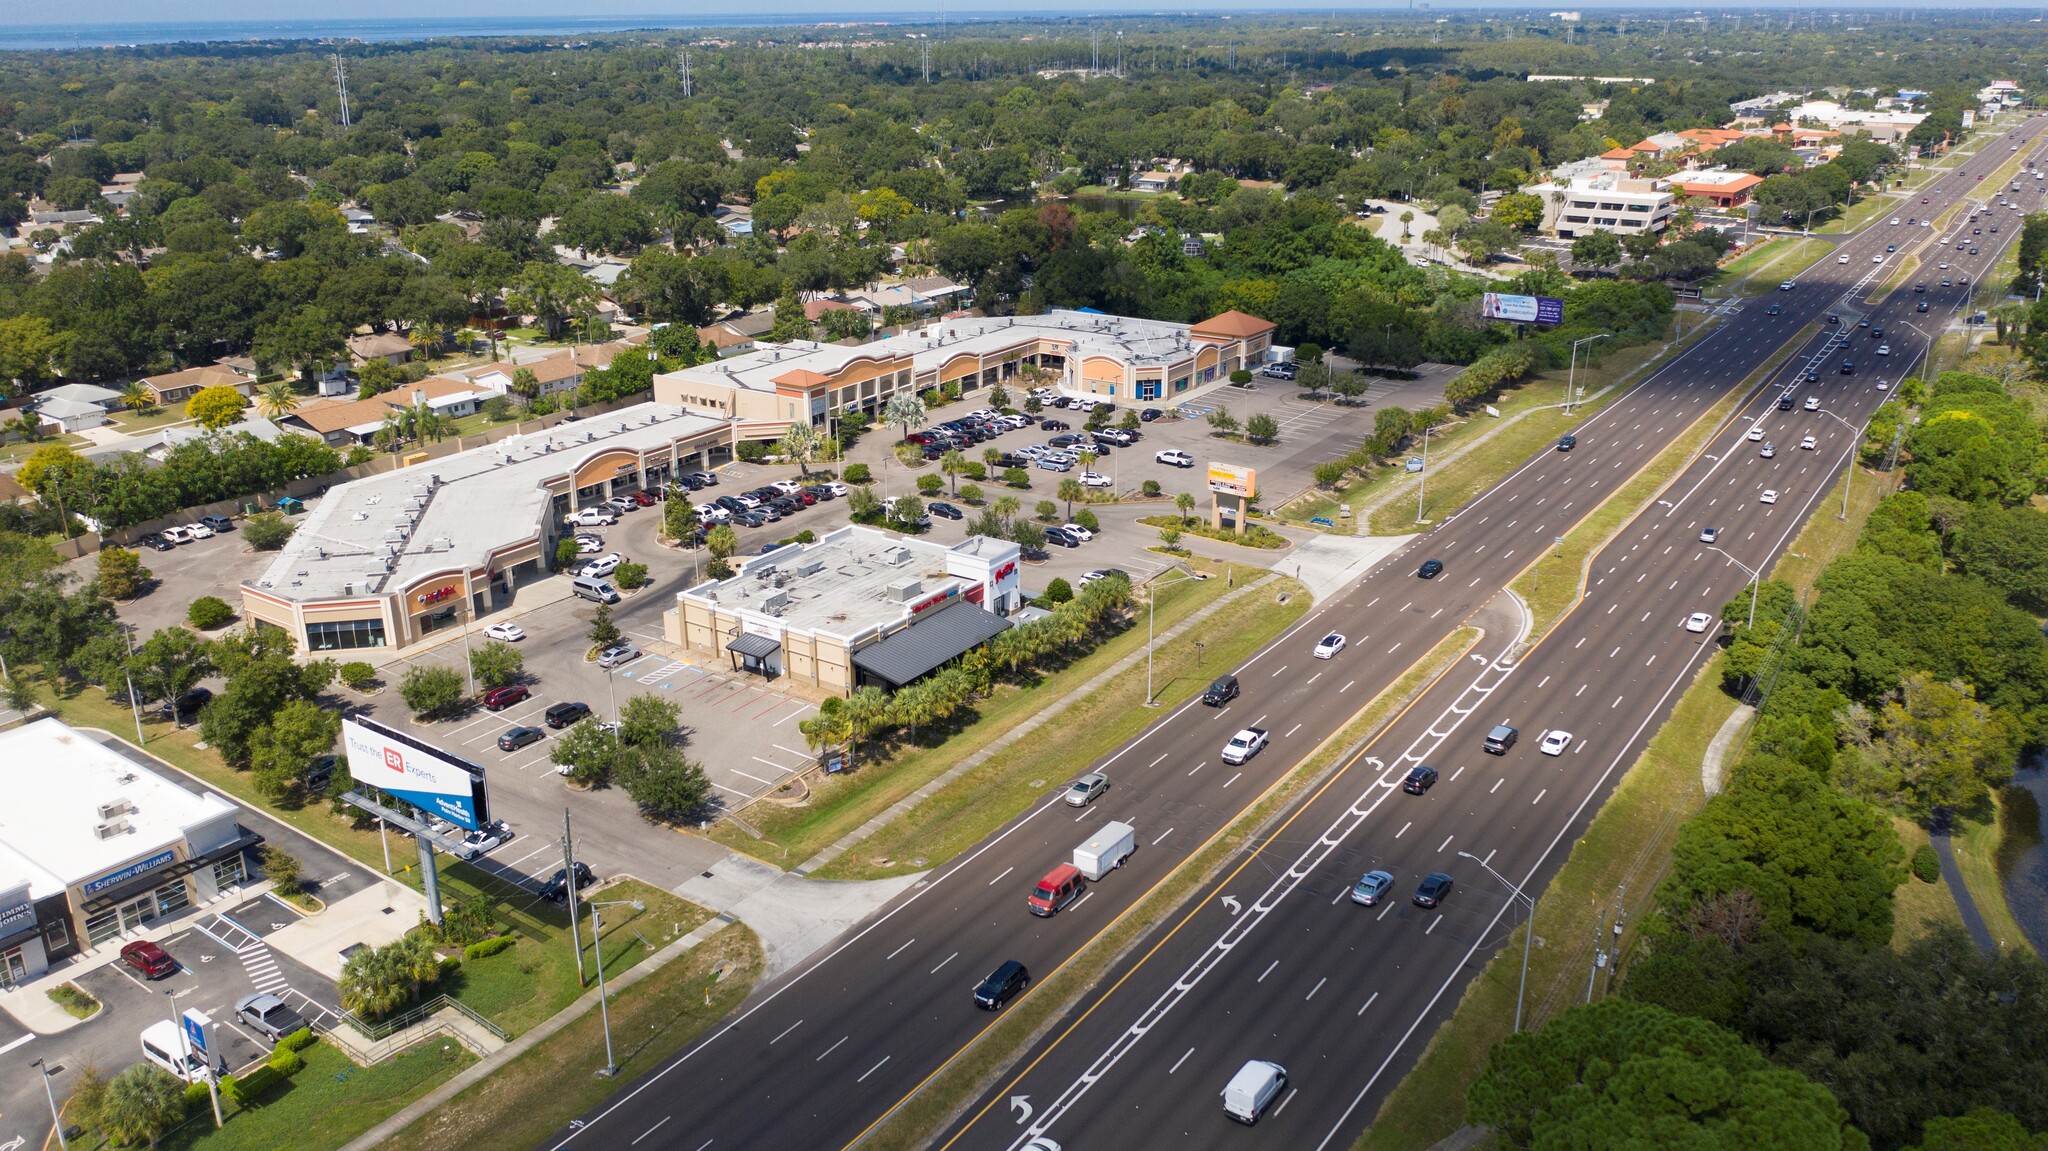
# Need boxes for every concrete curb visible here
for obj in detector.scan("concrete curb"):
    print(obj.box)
[336,912,738,1151]
[792,573,1283,876]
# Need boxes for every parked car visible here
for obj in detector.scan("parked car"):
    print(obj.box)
[569,507,618,527]
[160,526,194,544]
[544,701,591,729]
[236,993,306,1043]
[579,553,623,579]
[1044,526,1081,548]
[481,684,530,711]
[497,726,543,751]
[538,862,596,903]
[484,622,526,642]
[120,940,177,979]
[597,643,641,669]
[686,471,719,487]
[1080,471,1113,489]
[928,501,964,520]
[1078,568,1128,587]
[159,687,212,720]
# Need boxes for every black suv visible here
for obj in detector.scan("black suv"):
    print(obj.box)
[1201,674,1240,706]
[973,960,1029,1010]
[544,701,592,729]
[1483,723,1519,754]
[539,862,596,903]
[1402,765,1439,794]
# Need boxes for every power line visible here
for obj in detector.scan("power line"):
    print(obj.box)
[333,52,352,128]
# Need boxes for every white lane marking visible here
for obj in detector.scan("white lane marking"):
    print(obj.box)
[1307,977,1328,1001]
[1152,827,1174,846]
[886,938,914,960]
[1170,1047,1195,1075]
[1437,835,1454,853]
[988,866,1013,887]
[1257,960,1279,983]
[857,1056,891,1083]
[1358,992,1379,1016]
[632,1117,671,1146]
[770,1020,802,1045]
[1395,821,1411,838]
[1533,789,1548,805]
[816,1036,848,1062]
[931,952,958,975]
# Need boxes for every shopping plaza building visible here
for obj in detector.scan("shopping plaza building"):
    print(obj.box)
[0,719,260,986]
[653,308,1279,423]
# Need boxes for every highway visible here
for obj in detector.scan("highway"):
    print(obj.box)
[547,114,2048,1151]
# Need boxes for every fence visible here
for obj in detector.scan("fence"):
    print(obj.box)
[326,993,509,1064]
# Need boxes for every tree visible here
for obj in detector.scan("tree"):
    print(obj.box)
[1040,577,1074,605]
[98,1064,188,1149]
[507,261,596,341]
[17,443,93,501]
[619,744,712,822]
[843,463,873,485]
[1468,998,1865,1151]
[1174,491,1197,524]
[1489,191,1546,231]
[588,602,621,649]
[1953,504,2048,608]
[550,719,628,787]
[249,698,340,801]
[706,525,738,563]
[96,546,149,600]
[1909,1109,2048,1151]
[0,315,70,392]
[399,665,465,719]
[619,693,681,749]
[958,482,985,505]
[940,449,970,494]
[129,627,212,710]
[1003,466,1031,488]
[916,473,945,497]
[187,384,249,430]
[187,596,235,630]
[776,420,824,477]
[1245,413,1280,444]
[891,494,925,526]
[260,843,304,896]
[63,1062,110,1136]
[1057,477,1084,519]
[1158,526,1183,552]
[241,511,295,551]
[1206,408,1240,436]
[882,390,929,442]
[255,380,301,418]
[1035,499,1060,522]
[339,934,440,1019]
[1836,672,2014,818]
[469,640,525,689]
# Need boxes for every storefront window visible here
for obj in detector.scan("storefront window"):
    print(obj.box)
[212,856,246,891]
[307,619,386,651]
[85,907,122,947]
[44,917,67,955]
[155,881,189,918]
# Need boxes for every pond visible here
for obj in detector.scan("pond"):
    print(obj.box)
[2002,755,2048,954]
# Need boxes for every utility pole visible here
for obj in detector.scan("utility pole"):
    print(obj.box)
[562,809,586,984]
[677,48,692,98]
[333,53,352,128]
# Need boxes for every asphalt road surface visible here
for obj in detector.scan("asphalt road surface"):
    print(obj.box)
[541,114,2048,1151]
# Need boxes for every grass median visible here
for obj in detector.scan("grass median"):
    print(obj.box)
[853,624,1484,1151]
[376,923,764,1151]
[706,558,1276,869]
[813,572,1313,880]
[1730,236,1835,295]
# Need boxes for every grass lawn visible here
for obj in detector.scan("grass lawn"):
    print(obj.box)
[1819,193,1898,234]
[707,558,1281,869]
[377,924,763,1151]
[106,406,195,435]
[145,1040,475,1151]
[49,688,710,1037]
[1768,461,1890,594]
[858,624,1484,1151]
[1711,236,1790,286]
[1891,817,1966,948]
[1950,789,2037,955]
[0,432,87,464]
[814,569,1313,880]
[1727,237,1835,296]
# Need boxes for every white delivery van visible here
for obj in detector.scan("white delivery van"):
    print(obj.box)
[1072,821,1136,881]
[1222,1059,1288,1124]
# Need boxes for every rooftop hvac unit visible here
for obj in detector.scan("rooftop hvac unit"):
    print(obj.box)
[795,558,825,578]
[94,818,131,840]
[886,577,923,602]
[97,798,133,820]
[762,589,789,614]
[882,545,911,566]
[343,582,355,595]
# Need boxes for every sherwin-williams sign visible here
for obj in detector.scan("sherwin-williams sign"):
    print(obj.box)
[83,849,178,896]
[341,715,490,831]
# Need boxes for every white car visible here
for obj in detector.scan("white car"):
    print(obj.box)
[823,481,849,497]
[1759,489,1779,504]
[1313,633,1347,659]
[1685,611,1715,633]
[1080,471,1113,489]
[1220,728,1269,765]
[484,623,526,642]
[575,534,605,554]
[1746,426,1766,441]
[1838,254,1850,263]
[1539,730,1574,756]
[1061,522,1094,541]
[1699,526,1719,544]
[1155,449,1195,468]
[1939,262,1949,269]
[771,479,805,495]
[570,507,618,527]
[1873,254,1885,264]
[696,503,729,523]
[1760,444,1776,458]
[1804,396,1821,411]
[579,552,623,578]
[1889,217,1900,225]
[185,522,215,539]
[160,526,195,544]
[1876,344,1890,356]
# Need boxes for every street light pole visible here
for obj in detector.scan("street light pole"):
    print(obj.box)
[1566,333,1609,415]
[1707,545,1763,628]
[33,1057,68,1150]
[1811,408,1870,520]
[1457,850,1537,1033]
[586,898,645,1077]
[1414,418,1433,524]
[119,624,144,746]
[1145,568,1203,706]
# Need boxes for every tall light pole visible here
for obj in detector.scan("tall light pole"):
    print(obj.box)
[1706,545,1763,628]
[1458,850,1537,1033]
[33,1056,68,1150]
[1566,333,1609,415]
[1144,568,1204,705]
[1414,417,1436,524]
[586,898,645,1077]
[119,623,144,746]
[1810,407,1870,519]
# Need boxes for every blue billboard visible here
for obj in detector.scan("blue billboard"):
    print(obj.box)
[1482,293,1565,325]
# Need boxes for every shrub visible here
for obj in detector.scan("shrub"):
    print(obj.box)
[469,640,524,689]
[185,1080,214,1110]
[779,530,817,546]
[439,955,462,976]
[399,665,465,719]
[1074,509,1099,532]
[1141,479,1162,497]
[614,562,650,589]
[1003,467,1031,488]
[916,474,945,496]
[279,1027,317,1052]
[338,661,376,690]
[735,441,769,462]
[225,1064,283,1106]
[554,538,579,569]
[958,483,985,505]
[464,935,517,960]
[266,1047,305,1076]
[1035,500,1059,521]
[1910,843,1941,883]
[843,463,873,484]
[242,512,296,551]
[186,596,234,630]
[1040,578,1074,606]
[963,461,987,481]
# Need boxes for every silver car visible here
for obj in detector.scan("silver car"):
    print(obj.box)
[235,993,306,1043]
[1064,772,1109,807]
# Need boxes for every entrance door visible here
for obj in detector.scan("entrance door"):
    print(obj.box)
[3,948,25,986]
[120,894,158,932]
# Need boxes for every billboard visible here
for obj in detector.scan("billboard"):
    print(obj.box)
[1481,293,1565,325]
[1207,462,1258,499]
[341,715,490,831]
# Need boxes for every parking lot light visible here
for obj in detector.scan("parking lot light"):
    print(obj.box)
[33,1057,67,1149]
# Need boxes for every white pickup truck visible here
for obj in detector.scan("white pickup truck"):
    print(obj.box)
[1221,727,1270,765]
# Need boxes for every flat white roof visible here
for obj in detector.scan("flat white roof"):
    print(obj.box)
[0,719,239,892]
[686,524,1016,640]
[253,402,728,603]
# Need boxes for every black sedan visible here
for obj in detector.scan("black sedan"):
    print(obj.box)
[136,532,175,551]
[1417,558,1445,579]
[1402,765,1439,794]
[1413,872,1454,909]
[497,726,543,752]
[928,501,964,520]
[539,862,597,902]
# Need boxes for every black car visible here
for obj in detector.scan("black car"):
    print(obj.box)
[1044,526,1080,548]
[1870,327,1883,339]
[159,687,212,719]
[544,701,591,729]
[137,532,175,551]
[1840,361,1855,375]
[303,754,338,792]
[804,485,836,501]
[993,452,1029,470]
[1402,764,1439,794]
[1917,301,1929,312]
[1413,872,1454,909]
[497,726,543,752]
[1417,558,1444,579]
[1040,419,1070,431]
[1140,407,1163,422]
[715,496,747,513]
[973,960,1030,1010]
[538,862,597,903]
[1201,674,1240,706]
[675,474,705,491]
[928,501,964,520]
[1556,434,1576,452]
[769,496,803,515]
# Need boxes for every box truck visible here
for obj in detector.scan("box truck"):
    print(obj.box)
[1073,821,1136,881]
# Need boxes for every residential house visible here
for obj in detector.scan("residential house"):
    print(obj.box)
[30,383,124,434]
[904,275,970,310]
[147,416,289,459]
[347,331,415,369]
[137,363,254,408]
[277,377,501,447]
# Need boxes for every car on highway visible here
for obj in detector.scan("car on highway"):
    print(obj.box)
[1746,425,1765,441]
[1841,361,1855,375]
[1760,489,1779,504]
[1801,434,1818,450]
[1402,764,1438,794]
[1314,633,1347,659]
[538,862,596,903]
[1778,281,1794,291]
[1201,674,1239,706]
[235,993,307,1043]
[1350,870,1396,907]
[597,642,641,669]
[120,940,177,979]
[1413,872,1454,909]
[484,622,526,642]
[1557,433,1576,451]
[1804,395,1821,411]
[1417,558,1444,579]
[1539,730,1574,756]
[1064,772,1109,807]
[1221,727,1270,765]
[1483,723,1519,754]
[481,684,530,711]
[1889,217,1900,225]
[1699,526,1719,543]
[497,725,543,751]
[1766,304,1780,316]
[1685,612,1715,633]
[1760,443,1776,458]
[973,960,1030,1010]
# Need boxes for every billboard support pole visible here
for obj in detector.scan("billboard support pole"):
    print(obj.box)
[563,809,586,985]
[416,834,444,925]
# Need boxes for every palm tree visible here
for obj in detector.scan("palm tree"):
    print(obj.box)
[120,383,154,413]
[777,421,823,477]
[992,494,1021,527]
[940,449,968,494]
[881,390,928,444]
[255,380,301,419]
[1058,477,1084,520]
[415,407,454,443]
[1174,491,1196,525]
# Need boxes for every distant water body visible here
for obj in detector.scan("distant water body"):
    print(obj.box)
[0,14,949,52]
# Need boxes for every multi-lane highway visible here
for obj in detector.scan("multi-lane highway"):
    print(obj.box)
[548,115,2048,1151]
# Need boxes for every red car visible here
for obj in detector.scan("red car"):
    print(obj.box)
[631,490,658,507]
[793,489,817,505]
[481,684,530,711]
[120,940,177,979]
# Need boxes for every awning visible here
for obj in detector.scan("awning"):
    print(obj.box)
[727,633,783,661]
[79,829,263,915]
[853,603,1012,689]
